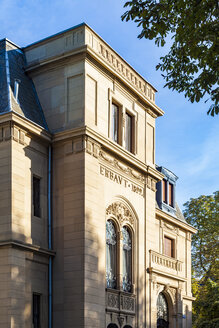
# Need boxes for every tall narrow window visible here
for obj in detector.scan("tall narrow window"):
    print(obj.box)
[122,226,132,292]
[33,176,41,217]
[162,180,167,204]
[106,220,117,289]
[111,104,119,144]
[168,183,173,207]
[164,236,174,258]
[125,112,133,152]
[33,293,40,328]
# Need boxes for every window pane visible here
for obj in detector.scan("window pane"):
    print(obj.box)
[111,104,119,143]
[125,112,132,152]
[33,294,40,328]
[122,226,132,292]
[164,237,174,258]
[157,293,169,325]
[169,183,173,207]
[106,220,117,289]
[33,177,40,217]
[162,180,167,203]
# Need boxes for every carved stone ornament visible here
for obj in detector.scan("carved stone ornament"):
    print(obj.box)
[99,150,145,183]
[164,222,179,235]
[118,316,124,327]
[120,294,135,312]
[107,292,119,309]
[169,287,177,301]
[106,202,134,227]
[146,176,156,192]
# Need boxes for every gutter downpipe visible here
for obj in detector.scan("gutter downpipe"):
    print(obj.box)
[48,145,52,328]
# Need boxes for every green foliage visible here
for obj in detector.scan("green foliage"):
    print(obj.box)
[122,0,219,116]
[183,192,219,327]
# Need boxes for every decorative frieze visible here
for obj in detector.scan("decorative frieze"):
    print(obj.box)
[0,124,26,145]
[65,135,100,157]
[99,150,145,183]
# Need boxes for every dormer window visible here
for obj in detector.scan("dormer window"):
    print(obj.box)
[156,166,178,217]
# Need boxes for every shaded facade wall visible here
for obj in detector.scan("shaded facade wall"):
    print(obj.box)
[0,120,50,328]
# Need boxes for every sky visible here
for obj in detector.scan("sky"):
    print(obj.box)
[0,0,218,209]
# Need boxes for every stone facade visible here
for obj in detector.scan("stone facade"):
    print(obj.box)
[0,23,196,328]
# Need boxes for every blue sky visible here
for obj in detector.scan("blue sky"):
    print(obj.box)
[1,0,218,209]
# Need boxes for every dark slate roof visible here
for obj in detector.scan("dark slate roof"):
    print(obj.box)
[155,200,186,223]
[0,39,48,130]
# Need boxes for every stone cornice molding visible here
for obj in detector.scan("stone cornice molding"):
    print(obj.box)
[0,112,51,142]
[24,24,164,116]
[53,125,163,183]
[147,267,187,282]
[0,240,55,257]
[156,208,197,234]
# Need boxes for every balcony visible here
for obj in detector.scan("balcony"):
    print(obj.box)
[149,250,183,276]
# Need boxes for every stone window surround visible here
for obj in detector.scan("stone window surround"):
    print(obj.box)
[106,201,137,295]
[109,96,137,155]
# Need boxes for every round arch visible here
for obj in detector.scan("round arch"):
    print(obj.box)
[107,324,119,328]
[156,284,176,321]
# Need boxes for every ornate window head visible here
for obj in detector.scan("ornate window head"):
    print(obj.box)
[106,220,117,289]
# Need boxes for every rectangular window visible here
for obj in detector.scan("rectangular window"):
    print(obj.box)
[111,103,119,144]
[33,176,41,217]
[125,112,133,152]
[164,236,174,258]
[162,180,167,203]
[169,183,174,207]
[33,293,40,328]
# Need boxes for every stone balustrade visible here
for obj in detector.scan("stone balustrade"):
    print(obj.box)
[150,250,183,272]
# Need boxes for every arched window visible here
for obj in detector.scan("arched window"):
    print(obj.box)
[157,293,169,328]
[122,226,132,292]
[106,220,117,289]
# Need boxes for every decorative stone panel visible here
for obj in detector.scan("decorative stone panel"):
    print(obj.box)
[106,289,135,315]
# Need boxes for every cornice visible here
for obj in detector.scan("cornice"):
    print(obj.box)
[24,24,164,117]
[53,125,163,182]
[147,267,187,282]
[0,111,51,142]
[182,294,196,301]
[156,208,197,234]
[0,240,55,257]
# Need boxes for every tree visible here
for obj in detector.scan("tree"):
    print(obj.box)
[122,0,219,116]
[183,191,219,327]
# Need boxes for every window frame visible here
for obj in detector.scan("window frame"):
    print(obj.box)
[110,100,137,154]
[163,235,175,258]
[33,175,41,218]
[106,218,134,293]
[124,110,135,153]
[33,293,41,328]
[111,102,122,146]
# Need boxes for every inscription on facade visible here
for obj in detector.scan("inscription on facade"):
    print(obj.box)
[100,165,143,196]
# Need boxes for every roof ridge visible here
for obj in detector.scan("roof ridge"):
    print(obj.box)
[4,41,12,112]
